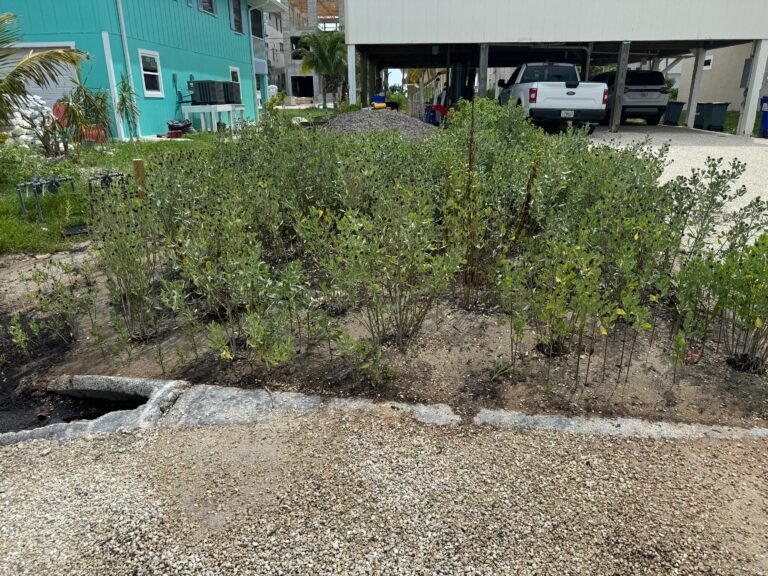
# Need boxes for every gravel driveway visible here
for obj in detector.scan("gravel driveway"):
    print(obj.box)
[1,410,765,575]
[593,125,768,212]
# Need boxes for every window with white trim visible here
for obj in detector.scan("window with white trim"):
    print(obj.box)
[703,55,714,70]
[139,50,164,98]
[199,0,216,14]
[230,0,243,33]
[230,67,240,84]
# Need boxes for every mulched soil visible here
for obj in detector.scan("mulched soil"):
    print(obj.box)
[0,311,137,434]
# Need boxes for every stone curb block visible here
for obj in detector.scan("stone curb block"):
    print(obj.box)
[474,408,768,440]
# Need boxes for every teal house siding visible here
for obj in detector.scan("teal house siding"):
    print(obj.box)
[0,0,260,138]
[118,0,256,136]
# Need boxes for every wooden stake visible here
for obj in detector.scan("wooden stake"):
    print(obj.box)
[133,158,146,199]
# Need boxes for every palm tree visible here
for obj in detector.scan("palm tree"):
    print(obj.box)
[296,30,346,109]
[116,73,139,141]
[0,13,82,124]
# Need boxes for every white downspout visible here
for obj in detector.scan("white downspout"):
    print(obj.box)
[102,32,125,141]
[115,0,141,137]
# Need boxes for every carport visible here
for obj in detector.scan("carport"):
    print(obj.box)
[343,0,768,135]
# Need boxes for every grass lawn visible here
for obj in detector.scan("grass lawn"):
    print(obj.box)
[0,134,218,255]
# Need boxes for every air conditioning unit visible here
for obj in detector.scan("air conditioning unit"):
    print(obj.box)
[188,80,226,105]
[223,81,241,104]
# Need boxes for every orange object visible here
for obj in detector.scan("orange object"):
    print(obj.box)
[83,125,107,143]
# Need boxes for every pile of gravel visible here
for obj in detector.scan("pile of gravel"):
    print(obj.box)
[326,109,436,140]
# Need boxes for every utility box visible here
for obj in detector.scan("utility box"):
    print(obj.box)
[694,102,729,132]
[189,80,226,105]
[223,81,241,104]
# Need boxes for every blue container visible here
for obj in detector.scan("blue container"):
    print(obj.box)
[370,95,386,104]
[760,96,768,138]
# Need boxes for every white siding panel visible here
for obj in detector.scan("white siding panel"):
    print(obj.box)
[347,0,768,45]
[5,48,77,108]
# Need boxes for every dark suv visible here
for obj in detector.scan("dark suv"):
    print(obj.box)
[593,70,669,125]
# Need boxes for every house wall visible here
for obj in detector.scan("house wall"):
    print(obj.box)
[677,44,768,111]
[0,0,118,120]
[0,0,256,136]
[114,0,256,135]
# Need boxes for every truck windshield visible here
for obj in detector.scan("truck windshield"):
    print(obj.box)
[521,65,579,83]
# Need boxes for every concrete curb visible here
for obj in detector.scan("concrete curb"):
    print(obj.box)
[1,375,766,445]
[474,408,768,440]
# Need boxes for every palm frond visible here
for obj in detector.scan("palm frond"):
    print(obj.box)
[0,13,83,123]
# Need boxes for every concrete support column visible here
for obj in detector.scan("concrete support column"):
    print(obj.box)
[583,43,593,80]
[347,44,357,105]
[478,43,489,98]
[737,40,768,136]
[360,54,369,105]
[369,60,378,96]
[609,41,631,133]
[686,48,707,129]
[307,0,318,29]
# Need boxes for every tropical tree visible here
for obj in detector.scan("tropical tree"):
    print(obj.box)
[0,13,83,124]
[116,73,139,141]
[296,30,346,109]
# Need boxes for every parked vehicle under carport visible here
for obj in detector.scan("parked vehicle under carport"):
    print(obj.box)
[498,63,607,131]
[594,70,670,125]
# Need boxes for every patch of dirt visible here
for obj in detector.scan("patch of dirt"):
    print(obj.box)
[3,246,767,432]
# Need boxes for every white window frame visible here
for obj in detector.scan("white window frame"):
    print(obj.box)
[199,0,216,15]
[230,0,244,33]
[703,55,714,70]
[229,66,241,84]
[138,49,164,98]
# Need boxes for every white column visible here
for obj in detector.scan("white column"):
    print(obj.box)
[347,44,357,105]
[737,40,768,136]
[307,0,317,29]
[686,48,706,129]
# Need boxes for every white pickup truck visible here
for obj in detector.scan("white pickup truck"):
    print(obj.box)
[498,63,608,128]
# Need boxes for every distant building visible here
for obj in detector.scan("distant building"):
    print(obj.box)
[266,0,342,105]
[677,43,768,111]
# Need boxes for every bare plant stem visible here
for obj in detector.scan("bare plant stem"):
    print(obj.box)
[623,330,638,387]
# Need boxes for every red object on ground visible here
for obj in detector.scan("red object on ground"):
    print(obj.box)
[429,104,449,117]
[52,103,68,126]
[167,130,183,139]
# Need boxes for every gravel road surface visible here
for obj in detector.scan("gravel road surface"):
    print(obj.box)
[593,125,768,212]
[1,409,766,575]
